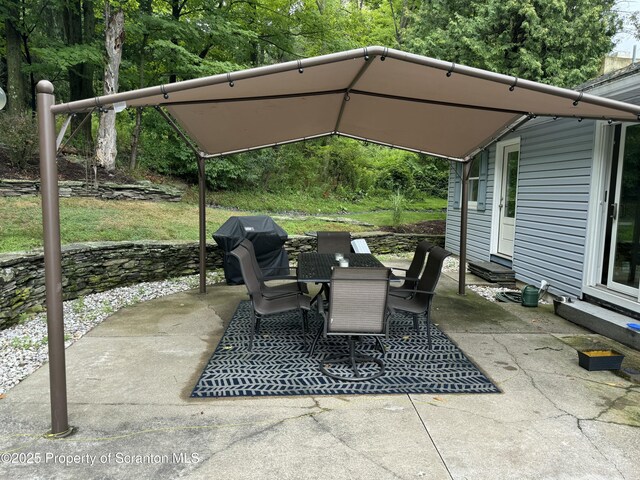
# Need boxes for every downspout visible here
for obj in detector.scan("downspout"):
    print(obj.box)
[458,161,471,295]
[36,80,73,437]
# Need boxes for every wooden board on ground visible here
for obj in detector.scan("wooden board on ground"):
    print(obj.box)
[468,261,516,283]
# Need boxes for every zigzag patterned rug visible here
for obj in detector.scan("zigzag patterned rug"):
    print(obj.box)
[191,301,500,397]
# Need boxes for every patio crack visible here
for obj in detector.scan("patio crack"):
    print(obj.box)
[576,418,627,480]
[491,334,569,415]
[492,335,632,477]
[308,413,406,479]
[205,406,329,460]
[204,399,423,475]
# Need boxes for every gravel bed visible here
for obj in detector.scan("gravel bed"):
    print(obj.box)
[442,255,460,273]
[442,256,550,304]
[0,271,224,395]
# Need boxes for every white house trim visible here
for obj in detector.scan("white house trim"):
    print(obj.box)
[583,121,612,292]
[490,137,520,257]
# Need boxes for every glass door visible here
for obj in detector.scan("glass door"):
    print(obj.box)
[497,144,520,257]
[607,124,640,299]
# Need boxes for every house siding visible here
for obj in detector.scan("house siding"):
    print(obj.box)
[445,145,496,263]
[446,119,596,297]
[446,67,640,309]
[514,119,596,296]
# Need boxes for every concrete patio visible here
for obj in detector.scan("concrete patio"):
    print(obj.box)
[1,263,639,480]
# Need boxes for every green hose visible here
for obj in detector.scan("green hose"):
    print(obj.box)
[495,291,523,303]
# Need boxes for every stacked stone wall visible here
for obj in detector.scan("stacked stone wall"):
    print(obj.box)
[0,179,182,202]
[0,233,444,329]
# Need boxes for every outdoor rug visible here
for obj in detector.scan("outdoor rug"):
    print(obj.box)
[191,301,499,397]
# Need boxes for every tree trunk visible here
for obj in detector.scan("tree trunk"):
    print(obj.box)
[81,0,96,100]
[129,0,152,170]
[63,0,95,150]
[5,1,25,113]
[169,0,183,83]
[95,3,124,172]
[22,32,36,112]
[129,107,143,169]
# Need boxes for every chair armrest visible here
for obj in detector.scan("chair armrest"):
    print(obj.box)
[389,288,436,296]
[390,266,410,273]
[390,275,419,283]
[262,290,302,300]
[263,266,297,274]
[263,275,299,282]
[389,277,419,290]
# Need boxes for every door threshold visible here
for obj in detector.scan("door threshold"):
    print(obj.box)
[490,254,513,268]
[582,285,640,319]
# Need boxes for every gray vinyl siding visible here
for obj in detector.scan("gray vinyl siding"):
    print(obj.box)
[446,119,596,297]
[513,119,596,297]
[446,69,640,300]
[445,146,495,263]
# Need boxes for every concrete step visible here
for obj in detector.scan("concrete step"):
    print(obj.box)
[554,298,640,350]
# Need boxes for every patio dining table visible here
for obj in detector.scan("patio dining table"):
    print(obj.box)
[297,252,386,283]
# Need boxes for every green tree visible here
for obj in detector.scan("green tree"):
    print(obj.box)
[62,0,98,147]
[3,0,25,113]
[405,0,620,86]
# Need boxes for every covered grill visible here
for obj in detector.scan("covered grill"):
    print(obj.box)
[213,215,290,285]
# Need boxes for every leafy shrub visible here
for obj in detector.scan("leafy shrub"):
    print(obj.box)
[391,189,406,226]
[134,119,449,200]
[412,156,450,198]
[375,160,416,195]
[204,156,261,190]
[136,113,195,178]
[0,111,39,168]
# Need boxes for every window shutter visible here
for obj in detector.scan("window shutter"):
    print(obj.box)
[452,162,462,209]
[476,151,489,211]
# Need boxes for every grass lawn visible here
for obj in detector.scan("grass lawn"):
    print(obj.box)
[0,194,446,253]
[203,189,446,214]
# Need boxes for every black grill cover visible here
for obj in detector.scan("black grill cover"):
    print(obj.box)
[213,215,290,285]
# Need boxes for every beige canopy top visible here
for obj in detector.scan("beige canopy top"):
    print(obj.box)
[52,46,640,161]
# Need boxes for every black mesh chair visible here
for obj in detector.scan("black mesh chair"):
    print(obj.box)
[311,267,391,381]
[238,239,307,294]
[231,245,311,351]
[317,231,351,254]
[387,246,451,349]
[389,240,435,299]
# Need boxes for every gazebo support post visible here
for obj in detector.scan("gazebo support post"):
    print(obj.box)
[458,160,471,295]
[37,80,72,437]
[197,154,207,293]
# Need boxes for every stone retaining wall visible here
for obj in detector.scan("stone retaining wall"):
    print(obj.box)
[0,179,182,202]
[0,232,444,329]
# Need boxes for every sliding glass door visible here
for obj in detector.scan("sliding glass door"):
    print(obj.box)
[607,124,640,299]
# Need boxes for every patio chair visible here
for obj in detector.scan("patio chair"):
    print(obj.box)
[387,246,451,349]
[238,239,308,294]
[317,231,352,254]
[311,267,391,381]
[388,240,435,299]
[230,245,311,351]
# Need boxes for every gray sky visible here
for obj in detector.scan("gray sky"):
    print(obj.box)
[614,0,640,54]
